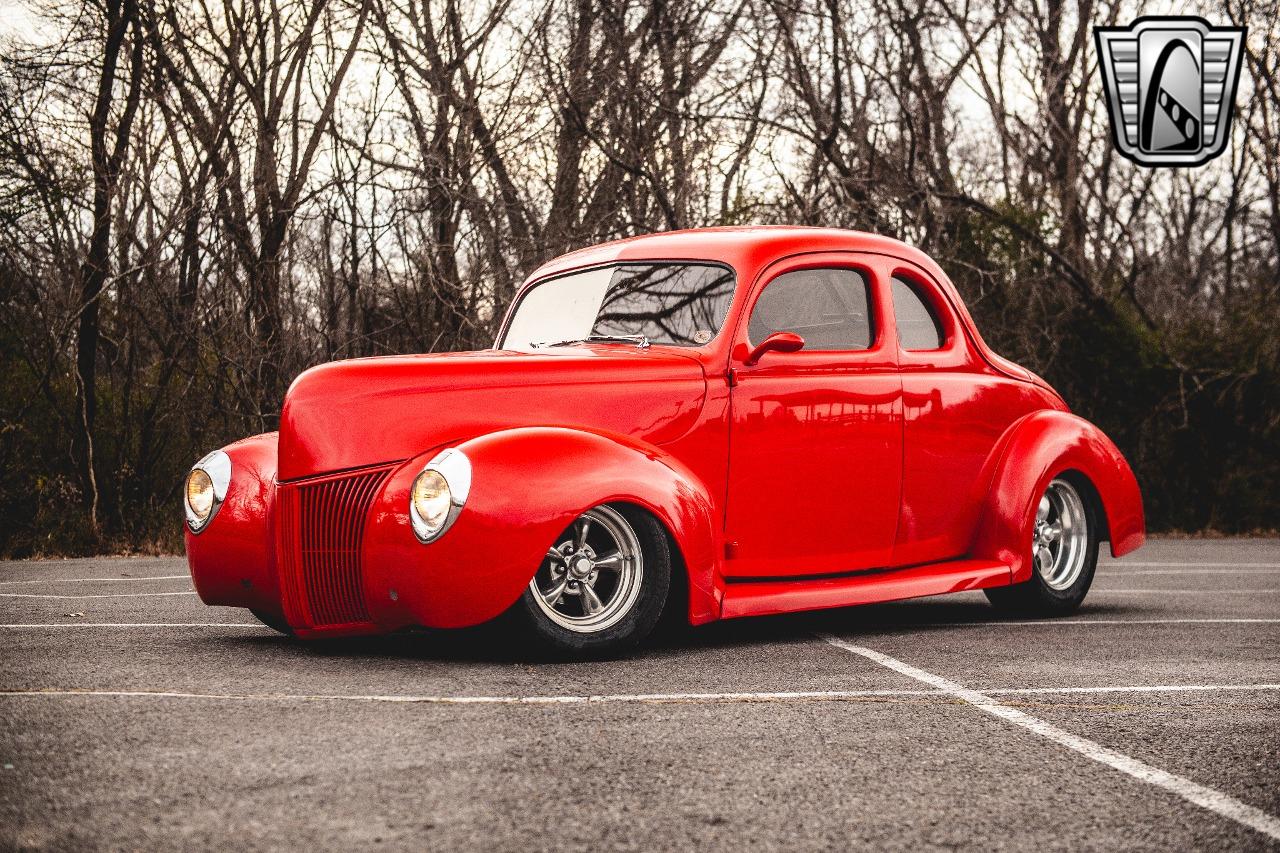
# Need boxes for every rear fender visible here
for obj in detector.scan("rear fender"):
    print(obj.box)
[971,411,1145,584]
[362,427,721,630]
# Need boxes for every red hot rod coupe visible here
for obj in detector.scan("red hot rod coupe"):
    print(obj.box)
[185,227,1145,654]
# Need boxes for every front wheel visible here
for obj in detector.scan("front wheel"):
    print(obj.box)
[985,476,1099,616]
[250,609,294,636]
[508,504,670,658]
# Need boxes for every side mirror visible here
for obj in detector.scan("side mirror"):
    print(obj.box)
[744,331,805,366]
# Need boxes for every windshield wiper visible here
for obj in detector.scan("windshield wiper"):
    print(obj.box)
[531,334,650,349]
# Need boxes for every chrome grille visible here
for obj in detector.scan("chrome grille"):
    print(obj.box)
[277,466,391,628]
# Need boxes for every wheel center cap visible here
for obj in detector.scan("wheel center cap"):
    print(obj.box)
[572,557,593,578]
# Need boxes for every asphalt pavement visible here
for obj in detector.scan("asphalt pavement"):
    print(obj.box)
[1,539,1278,851]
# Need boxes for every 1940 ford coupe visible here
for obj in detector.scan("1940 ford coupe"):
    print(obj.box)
[185,227,1144,655]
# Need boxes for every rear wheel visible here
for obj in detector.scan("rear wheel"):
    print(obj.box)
[509,504,670,657]
[985,476,1099,616]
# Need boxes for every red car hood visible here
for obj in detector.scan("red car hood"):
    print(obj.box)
[277,346,708,481]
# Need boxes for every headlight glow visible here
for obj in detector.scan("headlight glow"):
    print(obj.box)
[186,469,215,521]
[410,470,452,535]
[408,448,472,543]
[184,450,232,533]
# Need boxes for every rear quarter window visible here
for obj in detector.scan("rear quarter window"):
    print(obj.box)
[891,275,945,351]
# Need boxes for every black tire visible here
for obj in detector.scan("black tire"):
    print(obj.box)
[984,475,1100,617]
[250,609,294,636]
[507,504,671,659]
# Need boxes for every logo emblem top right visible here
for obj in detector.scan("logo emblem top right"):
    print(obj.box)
[1095,17,1246,167]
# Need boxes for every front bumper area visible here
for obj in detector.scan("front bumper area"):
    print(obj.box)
[186,438,565,639]
[273,464,395,635]
[184,433,289,626]
[185,434,398,638]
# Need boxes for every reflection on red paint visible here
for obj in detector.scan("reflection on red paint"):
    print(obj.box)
[186,227,1144,637]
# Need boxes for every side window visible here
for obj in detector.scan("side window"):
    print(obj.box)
[748,268,874,351]
[891,275,945,351]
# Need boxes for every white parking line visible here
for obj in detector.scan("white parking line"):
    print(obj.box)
[0,575,189,585]
[1092,589,1279,594]
[1,617,1277,630]
[0,622,259,627]
[1101,562,1280,568]
[0,591,196,599]
[1104,569,1280,575]
[2,683,1278,706]
[0,622,258,628]
[931,618,1280,628]
[821,635,1280,843]
[996,684,1280,696]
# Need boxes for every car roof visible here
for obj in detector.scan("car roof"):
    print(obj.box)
[513,226,1035,384]
[525,226,946,283]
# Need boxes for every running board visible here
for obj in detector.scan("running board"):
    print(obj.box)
[719,558,1012,620]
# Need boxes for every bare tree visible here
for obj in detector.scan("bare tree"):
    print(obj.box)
[72,0,143,531]
[144,0,371,422]
[1,0,1278,554]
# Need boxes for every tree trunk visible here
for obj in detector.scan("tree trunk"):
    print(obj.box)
[73,0,140,532]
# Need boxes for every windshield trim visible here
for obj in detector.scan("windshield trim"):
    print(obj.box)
[495,259,738,351]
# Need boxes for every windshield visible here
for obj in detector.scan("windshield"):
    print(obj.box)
[500,263,736,350]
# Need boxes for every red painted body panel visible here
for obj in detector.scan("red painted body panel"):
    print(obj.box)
[185,226,1146,636]
[721,559,1010,619]
[277,348,709,482]
[724,251,902,577]
[358,428,720,632]
[971,409,1146,584]
[183,432,285,624]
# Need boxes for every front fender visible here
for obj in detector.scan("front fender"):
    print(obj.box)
[184,432,284,620]
[971,411,1145,584]
[361,426,721,630]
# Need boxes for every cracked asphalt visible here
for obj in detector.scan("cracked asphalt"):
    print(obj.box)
[1,539,1278,851]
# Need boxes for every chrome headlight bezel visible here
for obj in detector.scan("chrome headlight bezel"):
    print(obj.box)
[409,448,472,543]
[184,450,232,533]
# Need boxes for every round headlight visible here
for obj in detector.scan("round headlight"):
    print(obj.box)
[411,470,452,536]
[408,449,471,543]
[184,450,231,533]
[186,468,215,523]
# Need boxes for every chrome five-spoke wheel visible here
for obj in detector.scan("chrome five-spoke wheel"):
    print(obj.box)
[1032,478,1089,590]
[514,503,672,656]
[985,473,1099,616]
[529,505,644,633]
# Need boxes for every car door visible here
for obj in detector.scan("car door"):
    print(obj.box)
[723,254,903,579]
[889,263,1048,567]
